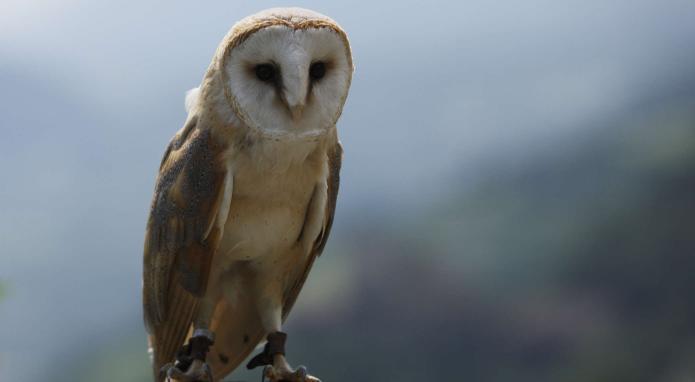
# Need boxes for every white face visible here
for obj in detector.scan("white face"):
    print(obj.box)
[223,26,352,137]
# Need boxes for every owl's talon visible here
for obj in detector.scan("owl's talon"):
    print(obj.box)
[162,330,215,381]
[263,364,320,382]
[204,363,214,382]
[295,366,307,379]
[249,332,319,382]
[159,363,174,380]
[163,359,213,382]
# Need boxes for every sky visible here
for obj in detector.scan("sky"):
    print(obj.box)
[1,1,694,380]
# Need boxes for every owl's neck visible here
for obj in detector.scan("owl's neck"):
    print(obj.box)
[229,125,332,174]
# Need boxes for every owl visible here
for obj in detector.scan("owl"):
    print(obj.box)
[142,8,353,382]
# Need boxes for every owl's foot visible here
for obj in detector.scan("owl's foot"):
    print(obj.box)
[161,359,213,382]
[161,329,215,382]
[247,331,321,382]
[263,363,320,382]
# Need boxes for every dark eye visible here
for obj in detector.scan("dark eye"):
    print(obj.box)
[309,62,326,80]
[255,64,276,82]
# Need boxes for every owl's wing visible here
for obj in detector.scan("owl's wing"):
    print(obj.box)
[282,140,343,318]
[142,115,233,374]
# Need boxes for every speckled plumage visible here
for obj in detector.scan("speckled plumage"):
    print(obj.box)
[142,7,352,382]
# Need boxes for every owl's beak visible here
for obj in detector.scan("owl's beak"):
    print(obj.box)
[282,63,308,122]
[289,103,305,121]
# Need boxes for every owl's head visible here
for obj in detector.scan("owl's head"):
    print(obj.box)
[203,8,353,139]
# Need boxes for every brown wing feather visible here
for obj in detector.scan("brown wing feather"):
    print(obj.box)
[142,117,228,380]
[282,141,343,318]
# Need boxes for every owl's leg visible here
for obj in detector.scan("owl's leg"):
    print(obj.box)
[163,293,218,382]
[247,332,320,382]
[246,295,320,382]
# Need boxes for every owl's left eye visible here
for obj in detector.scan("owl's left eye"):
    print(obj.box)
[309,62,326,80]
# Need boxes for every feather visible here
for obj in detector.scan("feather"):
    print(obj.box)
[185,87,200,113]
[142,116,231,380]
[282,141,342,318]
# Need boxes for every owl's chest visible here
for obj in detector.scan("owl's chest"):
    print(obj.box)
[217,140,326,264]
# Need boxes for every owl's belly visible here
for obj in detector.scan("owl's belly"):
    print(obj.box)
[220,196,307,261]
[215,164,320,269]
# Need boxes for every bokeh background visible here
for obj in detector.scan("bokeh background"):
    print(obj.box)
[2,1,695,381]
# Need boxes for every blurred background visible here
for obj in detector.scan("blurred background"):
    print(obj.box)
[2,1,695,381]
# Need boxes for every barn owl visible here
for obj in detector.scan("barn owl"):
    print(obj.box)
[142,8,352,382]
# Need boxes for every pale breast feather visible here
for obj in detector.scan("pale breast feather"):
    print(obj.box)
[281,140,342,318]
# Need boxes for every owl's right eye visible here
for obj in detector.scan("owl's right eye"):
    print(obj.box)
[255,64,276,82]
